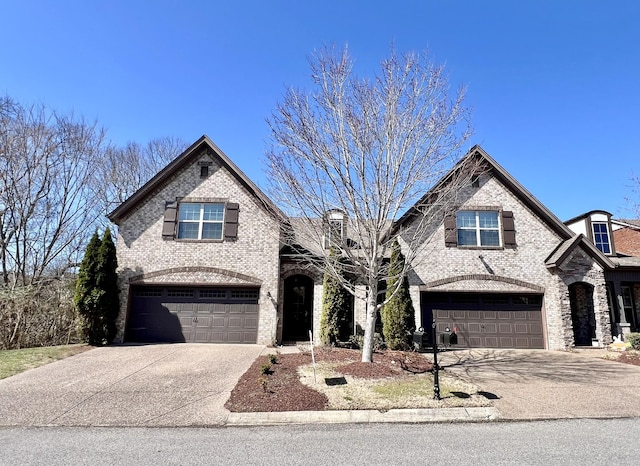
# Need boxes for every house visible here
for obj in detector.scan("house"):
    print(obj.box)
[565,212,640,336]
[108,136,640,349]
[611,219,640,257]
[108,136,285,345]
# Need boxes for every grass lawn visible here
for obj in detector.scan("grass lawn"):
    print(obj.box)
[0,345,93,380]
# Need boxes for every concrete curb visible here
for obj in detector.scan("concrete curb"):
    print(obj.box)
[225,407,501,426]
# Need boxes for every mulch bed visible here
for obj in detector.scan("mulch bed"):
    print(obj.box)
[224,347,433,413]
[615,352,640,366]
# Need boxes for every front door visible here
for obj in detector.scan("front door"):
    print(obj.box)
[283,275,314,341]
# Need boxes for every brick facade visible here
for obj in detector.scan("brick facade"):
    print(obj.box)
[111,140,619,350]
[614,227,640,257]
[114,151,281,345]
[402,172,611,350]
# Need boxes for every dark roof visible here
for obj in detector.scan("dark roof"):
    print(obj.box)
[612,218,640,229]
[395,145,576,240]
[108,135,286,225]
[545,234,615,269]
[564,210,612,225]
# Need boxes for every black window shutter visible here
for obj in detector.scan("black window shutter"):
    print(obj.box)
[502,210,516,247]
[162,201,178,239]
[444,214,457,247]
[224,203,239,240]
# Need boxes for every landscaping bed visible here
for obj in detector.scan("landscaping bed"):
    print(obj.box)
[225,347,491,412]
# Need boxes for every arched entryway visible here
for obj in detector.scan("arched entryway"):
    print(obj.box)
[283,274,314,341]
[570,282,596,346]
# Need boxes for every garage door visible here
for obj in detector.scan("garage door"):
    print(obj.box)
[127,286,259,344]
[421,292,544,349]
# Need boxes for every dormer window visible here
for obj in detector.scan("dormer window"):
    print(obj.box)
[324,210,346,248]
[592,222,611,254]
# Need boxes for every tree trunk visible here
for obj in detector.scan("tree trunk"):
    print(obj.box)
[361,280,379,362]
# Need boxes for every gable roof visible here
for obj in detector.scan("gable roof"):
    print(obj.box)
[108,135,286,225]
[395,145,576,240]
[544,234,615,269]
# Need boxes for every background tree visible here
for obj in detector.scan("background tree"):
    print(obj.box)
[266,45,475,362]
[381,239,415,350]
[98,136,188,217]
[96,228,119,343]
[0,96,106,286]
[320,247,351,345]
[75,231,103,345]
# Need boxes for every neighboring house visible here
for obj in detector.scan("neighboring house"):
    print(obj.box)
[611,219,640,257]
[566,212,640,336]
[108,136,640,349]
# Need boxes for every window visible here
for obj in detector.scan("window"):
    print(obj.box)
[592,222,611,254]
[324,210,346,248]
[177,203,225,240]
[456,211,501,247]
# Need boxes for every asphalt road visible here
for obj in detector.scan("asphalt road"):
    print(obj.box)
[2,419,640,465]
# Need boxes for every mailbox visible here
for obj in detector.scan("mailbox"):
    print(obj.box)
[412,329,430,349]
[440,328,458,346]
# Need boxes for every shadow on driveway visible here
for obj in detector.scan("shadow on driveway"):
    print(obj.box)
[438,349,640,419]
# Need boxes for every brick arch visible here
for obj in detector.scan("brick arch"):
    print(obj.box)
[563,275,600,288]
[422,274,544,293]
[127,266,262,285]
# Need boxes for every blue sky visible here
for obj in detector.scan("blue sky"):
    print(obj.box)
[2,1,638,221]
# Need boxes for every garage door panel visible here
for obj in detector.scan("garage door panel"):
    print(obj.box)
[226,331,243,343]
[467,323,482,333]
[514,323,528,333]
[484,337,499,347]
[128,286,259,344]
[422,293,544,349]
[212,317,226,328]
[484,323,497,333]
[228,316,244,328]
[499,337,514,347]
[498,323,513,333]
[244,317,259,328]
[530,323,543,334]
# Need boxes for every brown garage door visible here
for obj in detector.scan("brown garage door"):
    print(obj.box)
[127,286,259,344]
[421,292,544,349]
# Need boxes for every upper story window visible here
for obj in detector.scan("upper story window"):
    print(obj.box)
[592,222,611,254]
[456,211,500,247]
[177,203,225,240]
[324,210,346,248]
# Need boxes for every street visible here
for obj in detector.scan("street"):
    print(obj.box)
[1,418,639,465]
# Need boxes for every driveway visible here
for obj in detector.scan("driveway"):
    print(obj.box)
[0,343,264,427]
[440,349,640,420]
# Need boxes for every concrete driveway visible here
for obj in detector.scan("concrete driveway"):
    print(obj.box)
[440,349,640,420]
[0,343,264,427]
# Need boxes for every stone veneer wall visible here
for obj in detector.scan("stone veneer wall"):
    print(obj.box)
[114,153,282,345]
[553,247,611,347]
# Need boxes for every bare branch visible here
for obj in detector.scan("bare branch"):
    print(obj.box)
[265,46,474,361]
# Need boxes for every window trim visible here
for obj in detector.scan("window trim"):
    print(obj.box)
[177,202,225,241]
[456,210,502,248]
[591,221,612,255]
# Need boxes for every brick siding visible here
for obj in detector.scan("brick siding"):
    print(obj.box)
[114,154,281,345]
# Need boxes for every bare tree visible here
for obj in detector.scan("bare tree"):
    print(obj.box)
[266,46,475,362]
[0,96,106,286]
[98,136,188,217]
